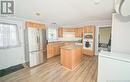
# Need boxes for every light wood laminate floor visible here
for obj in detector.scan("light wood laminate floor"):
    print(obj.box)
[0,56,98,82]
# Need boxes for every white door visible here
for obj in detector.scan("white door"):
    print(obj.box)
[28,28,39,52]
[29,52,39,67]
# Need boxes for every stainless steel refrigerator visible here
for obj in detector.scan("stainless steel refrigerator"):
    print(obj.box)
[25,28,47,67]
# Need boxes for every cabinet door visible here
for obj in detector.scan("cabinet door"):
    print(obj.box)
[83,49,94,56]
[78,28,83,38]
[54,44,60,56]
[62,28,75,32]
[54,45,58,56]
[47,44,53,58]
[47,43,60,58]
[75,28,79,37]
[84,26,88,32]
[70,28,75,32]
[75,28,83,38]
[84,26,95,33]
[88,26,95,32]
[58,28,63,37]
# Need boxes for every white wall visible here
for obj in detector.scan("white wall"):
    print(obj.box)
[0,19,25,70]
[111,14,130,54]
[0,17,45,70]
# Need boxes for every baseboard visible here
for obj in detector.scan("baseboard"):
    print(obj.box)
[0,64,24,77]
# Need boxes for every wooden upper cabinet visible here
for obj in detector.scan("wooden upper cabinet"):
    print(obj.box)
[58,28,63,37]
[58,28,76,37]
[58,27,83,38]
[75,27,83,38]
[62,28,75,32]
[84,25,95,33]
[26,21,45,29]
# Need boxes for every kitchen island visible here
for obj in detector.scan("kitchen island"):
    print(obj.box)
[60,45,82,70]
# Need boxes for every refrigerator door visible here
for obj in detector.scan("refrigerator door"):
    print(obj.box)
[28,28,39,52]
[39,29,43,50]
[42,29,47,62]
[42,29,47,49]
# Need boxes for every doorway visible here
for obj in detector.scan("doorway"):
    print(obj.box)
[98,27,111,52]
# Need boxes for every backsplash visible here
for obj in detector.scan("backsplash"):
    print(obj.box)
[48,38,82,42]
[58,38,82,41]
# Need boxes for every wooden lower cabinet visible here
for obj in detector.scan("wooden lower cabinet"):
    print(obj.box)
[47,42,77,59]
[60,47,82,70]
[47,43,62,59]
[83,49,95,56]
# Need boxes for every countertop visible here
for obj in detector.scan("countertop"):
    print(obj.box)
[61,45,82,50]
[99,51,130,63]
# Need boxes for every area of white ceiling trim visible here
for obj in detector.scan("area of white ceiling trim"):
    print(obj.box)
[14,0,114,26]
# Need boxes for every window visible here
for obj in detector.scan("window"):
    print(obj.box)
[0,23,20,48]
[47,28,57,40]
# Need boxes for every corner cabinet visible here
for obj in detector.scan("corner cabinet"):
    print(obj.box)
[83,25,95,56]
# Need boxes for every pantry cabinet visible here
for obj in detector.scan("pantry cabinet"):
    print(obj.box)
[83,25,95,56]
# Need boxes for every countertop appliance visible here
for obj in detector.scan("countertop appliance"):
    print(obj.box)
[25,28,47,67]
[98,51,130,82]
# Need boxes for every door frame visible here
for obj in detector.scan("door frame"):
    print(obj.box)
[95,25,112,55]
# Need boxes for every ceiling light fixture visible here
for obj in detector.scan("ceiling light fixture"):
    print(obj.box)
[94,0,101,4]
[36,13,40,16]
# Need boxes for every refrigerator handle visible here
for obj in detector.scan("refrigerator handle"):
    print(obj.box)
[37,36,39,44]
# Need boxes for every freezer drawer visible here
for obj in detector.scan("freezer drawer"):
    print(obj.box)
[29,51,44,67]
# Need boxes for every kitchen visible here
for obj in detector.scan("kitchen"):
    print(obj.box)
[0,0,130,82]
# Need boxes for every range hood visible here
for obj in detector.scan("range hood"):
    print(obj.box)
[115,0,130,16]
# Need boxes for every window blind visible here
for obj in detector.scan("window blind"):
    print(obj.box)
[0,23,20,48]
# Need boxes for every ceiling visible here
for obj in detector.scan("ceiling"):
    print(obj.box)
[15,0,114,26]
